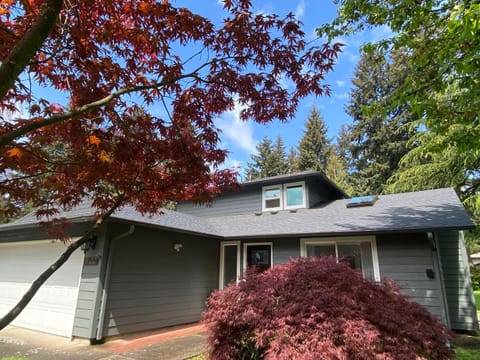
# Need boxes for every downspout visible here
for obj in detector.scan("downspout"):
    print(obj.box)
[95,225,135,341]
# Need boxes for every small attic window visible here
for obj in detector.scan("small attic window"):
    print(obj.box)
[346,195,378,208]
[262,182,306,211]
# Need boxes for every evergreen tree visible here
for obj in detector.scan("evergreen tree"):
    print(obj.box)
[287,146,298,174]
[246,136,289,180]
[296,106,331,172]
[345,49,416,195]
[335,124,351,166]
[325,145,354,196]
[272,135,290,175]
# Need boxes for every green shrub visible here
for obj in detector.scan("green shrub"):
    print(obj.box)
[470,266,480,291]
[474,291,480,312]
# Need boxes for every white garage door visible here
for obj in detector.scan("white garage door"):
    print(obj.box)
[0,241,83,337]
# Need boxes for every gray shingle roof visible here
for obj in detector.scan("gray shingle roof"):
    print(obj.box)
[1,188,473,239]
[1,201,221,237]
[205,187,474,238]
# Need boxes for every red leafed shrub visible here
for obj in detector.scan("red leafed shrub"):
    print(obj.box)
[202,256,454,360]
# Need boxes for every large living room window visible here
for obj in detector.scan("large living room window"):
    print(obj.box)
[262,182,306,211]
[300,237,380,281]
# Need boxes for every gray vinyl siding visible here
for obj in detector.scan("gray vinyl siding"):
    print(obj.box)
[272,238,300,265]
[72,224,108,339]
[177,186,261,217]
[177,176,343,217]
[376,233,447,322]
[103,227,219,337]
[436,230,479,332]
[306,177,338,207]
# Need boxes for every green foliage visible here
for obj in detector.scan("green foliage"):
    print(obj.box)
[318,0,480,253]
[245,106,336,181]
[245,136,289,180]
[321,0,480,251]
[325,149,353,196]
[342,49,417,196]
[471,268,480,292]
[295,106,331,172]
[454,335,480,360]
[456,347,480,360]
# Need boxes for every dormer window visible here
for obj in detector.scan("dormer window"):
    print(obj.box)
[262,182,306,211]
[263,186,282,210]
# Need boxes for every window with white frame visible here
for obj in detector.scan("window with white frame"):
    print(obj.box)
[262,182,306,211]
[263,185,282,211]
[300,237,380,281]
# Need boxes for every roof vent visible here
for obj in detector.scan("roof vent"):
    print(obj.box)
[346,195,378,208]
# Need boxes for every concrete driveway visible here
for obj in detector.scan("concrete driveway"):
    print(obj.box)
[0,324,206,360]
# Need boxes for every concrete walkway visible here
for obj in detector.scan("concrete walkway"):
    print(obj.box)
[0,324,206,360]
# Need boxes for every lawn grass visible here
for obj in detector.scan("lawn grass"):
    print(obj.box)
[454,334,480,360]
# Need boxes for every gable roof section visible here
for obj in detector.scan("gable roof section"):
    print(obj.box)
[205,188,474,238]
[242,170,347,198]
[0,200,221,238]
[0,187,473,240]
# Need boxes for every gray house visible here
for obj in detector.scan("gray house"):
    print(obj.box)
[0,171,478,341]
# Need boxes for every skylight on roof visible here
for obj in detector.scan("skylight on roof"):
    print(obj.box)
[346,195,378,208]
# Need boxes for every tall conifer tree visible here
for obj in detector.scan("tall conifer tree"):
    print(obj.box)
[296,106,331,172]
[325,145,354,196]
[345,49,416,195]
[246,136,289,180]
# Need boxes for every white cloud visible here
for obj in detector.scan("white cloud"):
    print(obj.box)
[216,100,257,154]
[295,0,305,20]
[340,50,360,64]
[336,80,346,87]
[370,25,393,42]
[334,92,349,100]
[277,73,294,91]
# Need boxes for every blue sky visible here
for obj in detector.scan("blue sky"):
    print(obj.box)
[173,0,389,175]
[8,1,388,177]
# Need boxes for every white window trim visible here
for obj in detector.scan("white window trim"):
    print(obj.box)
[243,242,273,271]
[219,241,241,290]
[300,236,380,282]
[262,181,307,212]
[262,185,283,211]
[284,181,307,210]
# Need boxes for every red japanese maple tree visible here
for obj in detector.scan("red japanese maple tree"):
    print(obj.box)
[0,0,341,329]
[203,257,454,359]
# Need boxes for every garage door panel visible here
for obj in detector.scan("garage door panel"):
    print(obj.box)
[0,242,83,337]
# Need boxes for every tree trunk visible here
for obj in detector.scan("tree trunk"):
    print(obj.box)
[0,0,63,101]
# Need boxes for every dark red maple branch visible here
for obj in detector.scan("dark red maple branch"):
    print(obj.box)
[0,0,63,101]
[0,194,126,331]
[0,58,221,148]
